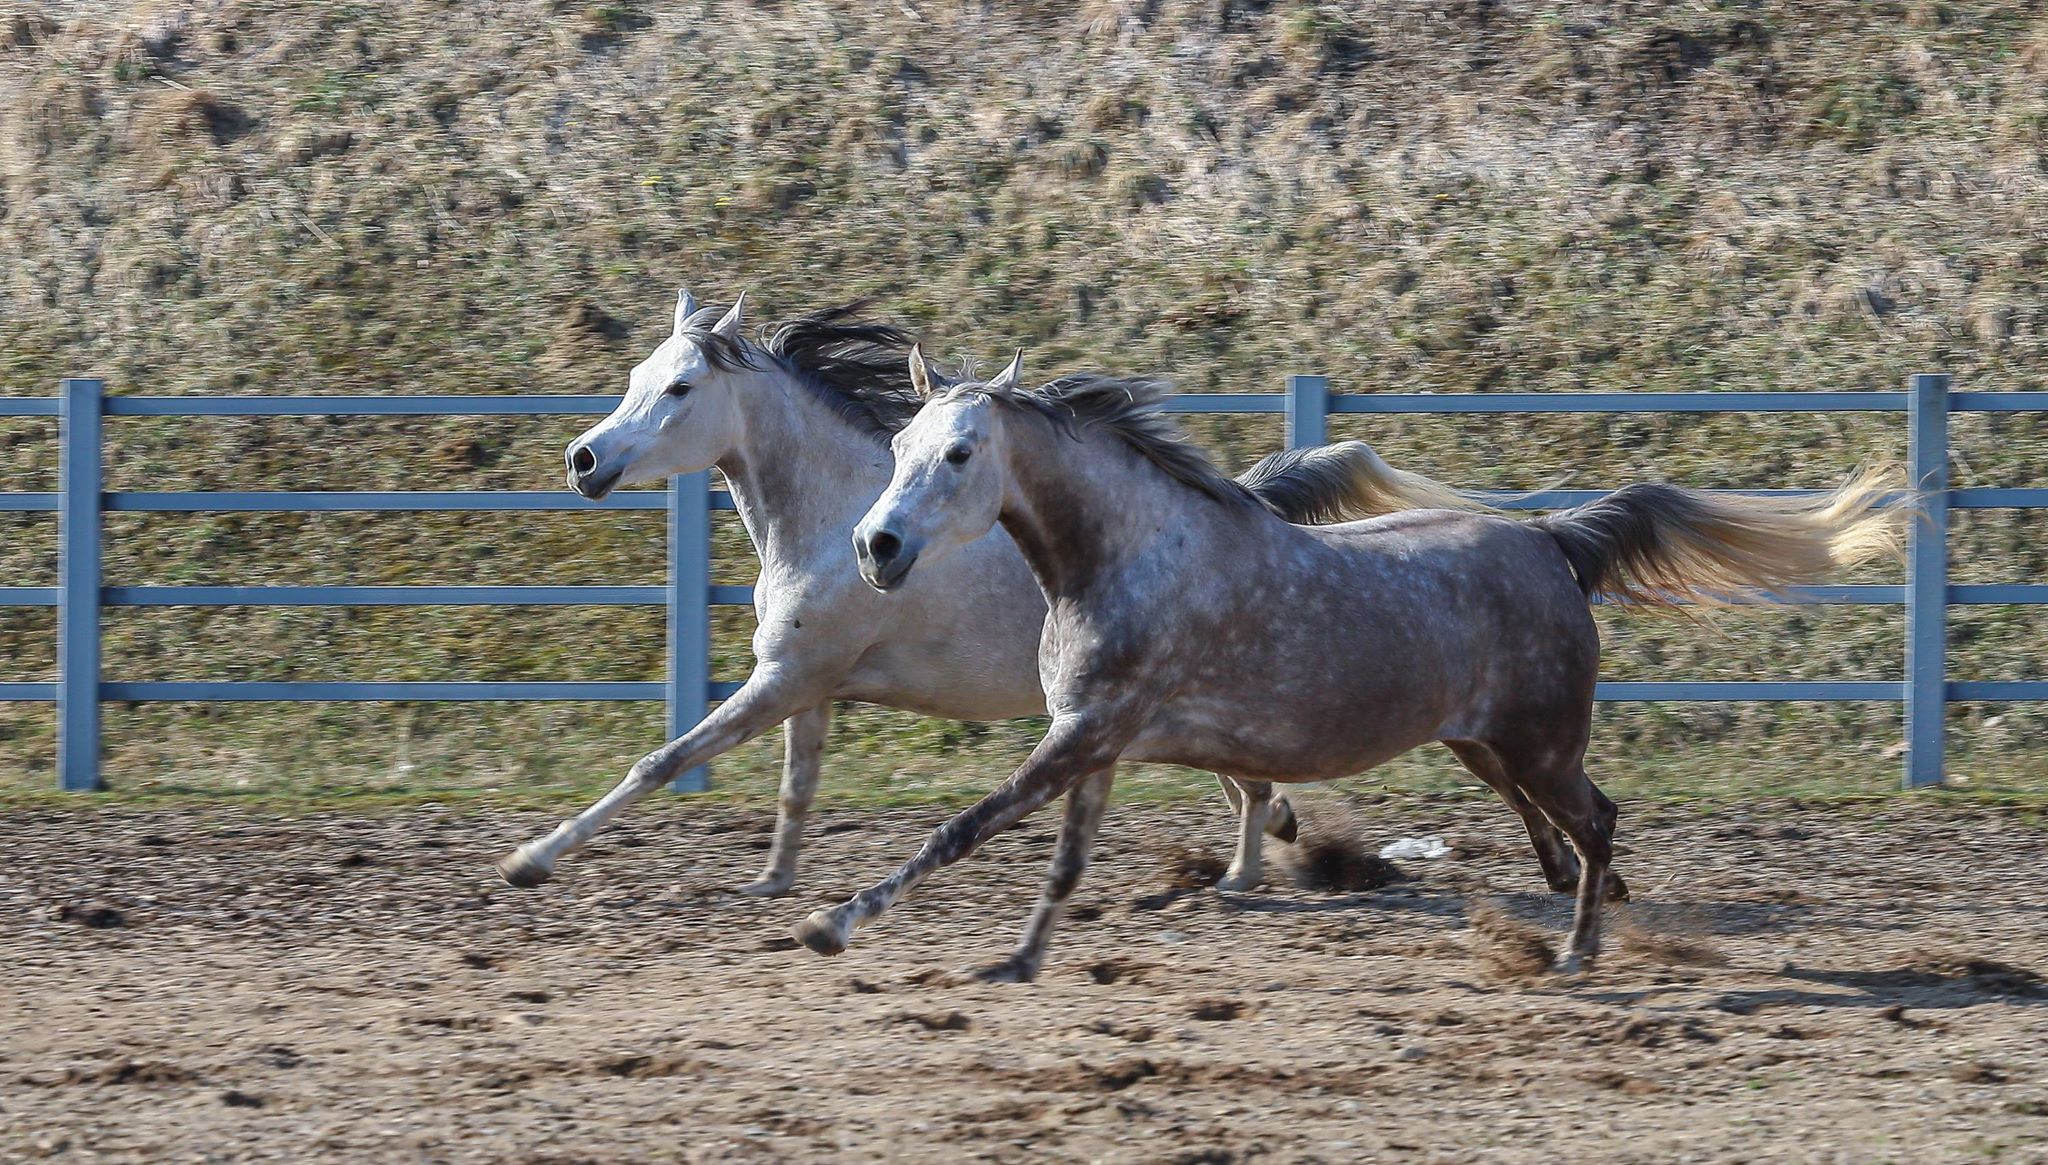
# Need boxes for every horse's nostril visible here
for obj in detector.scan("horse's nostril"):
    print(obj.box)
[570,446,597,476]
[867,530,902,564]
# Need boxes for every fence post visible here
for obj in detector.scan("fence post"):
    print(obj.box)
[57,378,104,792]
[666,471,712,792]
[1904,372,1951,790]
[1285,375,1329,449]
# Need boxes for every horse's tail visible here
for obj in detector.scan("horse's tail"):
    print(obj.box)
[1532,469,1907,610]
[1237,440,1497,525]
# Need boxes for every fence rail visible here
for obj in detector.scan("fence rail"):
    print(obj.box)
[3,374,2043,793]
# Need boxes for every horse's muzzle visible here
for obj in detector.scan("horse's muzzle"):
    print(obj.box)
[854,527,918,592]
[564,440,623,500]
[567,465,622,501]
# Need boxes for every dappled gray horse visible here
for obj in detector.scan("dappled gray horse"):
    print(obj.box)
[496,293,1487,975]
[800,351,1903,976]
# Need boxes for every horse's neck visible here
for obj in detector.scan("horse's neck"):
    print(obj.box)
[997,417,1228,602]
[717,375,890,565]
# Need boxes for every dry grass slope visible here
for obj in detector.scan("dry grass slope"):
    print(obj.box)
[0,0,2043,798]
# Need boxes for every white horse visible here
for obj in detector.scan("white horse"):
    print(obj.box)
[495,292,1483,979]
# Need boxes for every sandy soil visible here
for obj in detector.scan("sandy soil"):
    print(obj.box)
[3,793,2045,1163]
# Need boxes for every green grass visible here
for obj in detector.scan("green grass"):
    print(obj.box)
[0,0,2043,801]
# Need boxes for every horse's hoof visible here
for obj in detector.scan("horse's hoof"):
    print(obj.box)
[1603,871,1631,903]
[970,956,1038,984]
[793,910,849,957]
[1552,950,1596,978]
[1216,871,1263,892]
[495,849,554,889]
[739,875,795,898]
[1267,798,1300,844]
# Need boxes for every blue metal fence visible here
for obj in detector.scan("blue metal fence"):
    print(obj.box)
[2,374,2044,792]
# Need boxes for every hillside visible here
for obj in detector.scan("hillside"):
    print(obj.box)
[1,0,2043,798]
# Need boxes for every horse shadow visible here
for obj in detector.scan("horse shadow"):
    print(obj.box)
[1216,882,1477,921]
[1193,884,1820,932]
[1691,962,2048,1015]
[1172,881,2047,1018]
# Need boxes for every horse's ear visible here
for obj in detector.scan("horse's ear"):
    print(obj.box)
[673,289,698,334]
[711,291,746,339]
[988,348,1025,391]
[907,344,934,399]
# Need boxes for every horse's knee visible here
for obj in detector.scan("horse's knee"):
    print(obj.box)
[1594,791,1619,835]
[625,756,667,790]
[923,818,977,865]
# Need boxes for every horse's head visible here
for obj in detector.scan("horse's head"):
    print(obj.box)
[852,348,1021,592]
[564,289,752,499]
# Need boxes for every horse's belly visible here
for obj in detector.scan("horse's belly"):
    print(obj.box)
[1122,694,1442,782]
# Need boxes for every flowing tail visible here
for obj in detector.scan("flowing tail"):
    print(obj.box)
[1237,440,1497,525]
[1533,470,1908,608]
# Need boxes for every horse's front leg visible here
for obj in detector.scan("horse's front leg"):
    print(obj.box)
[972,766,1114,983]
[496,671,820,888]
[793,714,1129,959]
[739,701,833,898]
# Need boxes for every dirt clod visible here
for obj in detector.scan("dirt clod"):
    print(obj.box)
[1083,957,1158,987]
[1466,901,1556,979]
[1280,827,1404,892]
[1952,1062,2010,1085]
[1189,997,1249,1022]
[1583,1069,1665,1095]
[594,1053,699,1078]
[1618,916,1727,967]
[53,902,126,929]
[890,1010,972,1032]
[66,1060,194,1086]
[1160,845,1227,890]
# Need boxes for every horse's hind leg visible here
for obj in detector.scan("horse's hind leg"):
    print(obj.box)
[741,702,833,898]
[1266,789,1300,843]
[1217,777,1274,891]
[1445,740,1583,895]
[1520,768,1618,975]
[975,766,1113,983]
[1222,774,1299,845]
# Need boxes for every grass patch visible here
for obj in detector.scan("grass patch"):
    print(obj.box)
[0,1,2042,802]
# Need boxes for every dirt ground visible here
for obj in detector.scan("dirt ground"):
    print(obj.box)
[3,792,2046,1164]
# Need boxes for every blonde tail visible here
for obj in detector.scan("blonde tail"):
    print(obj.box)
[1238,440,1498,524]
[1534,468,1908,609]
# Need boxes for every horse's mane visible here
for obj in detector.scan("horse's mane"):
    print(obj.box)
[686,302,936,442]
[957,372,1265,510]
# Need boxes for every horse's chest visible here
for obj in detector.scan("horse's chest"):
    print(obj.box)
[839,641,1046,719]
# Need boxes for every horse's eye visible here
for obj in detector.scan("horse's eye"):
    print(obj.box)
[666,379,692,397]
[944,445,971,466]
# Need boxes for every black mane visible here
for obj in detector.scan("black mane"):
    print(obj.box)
[686,302,934,441]
[955,372,1264,509]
